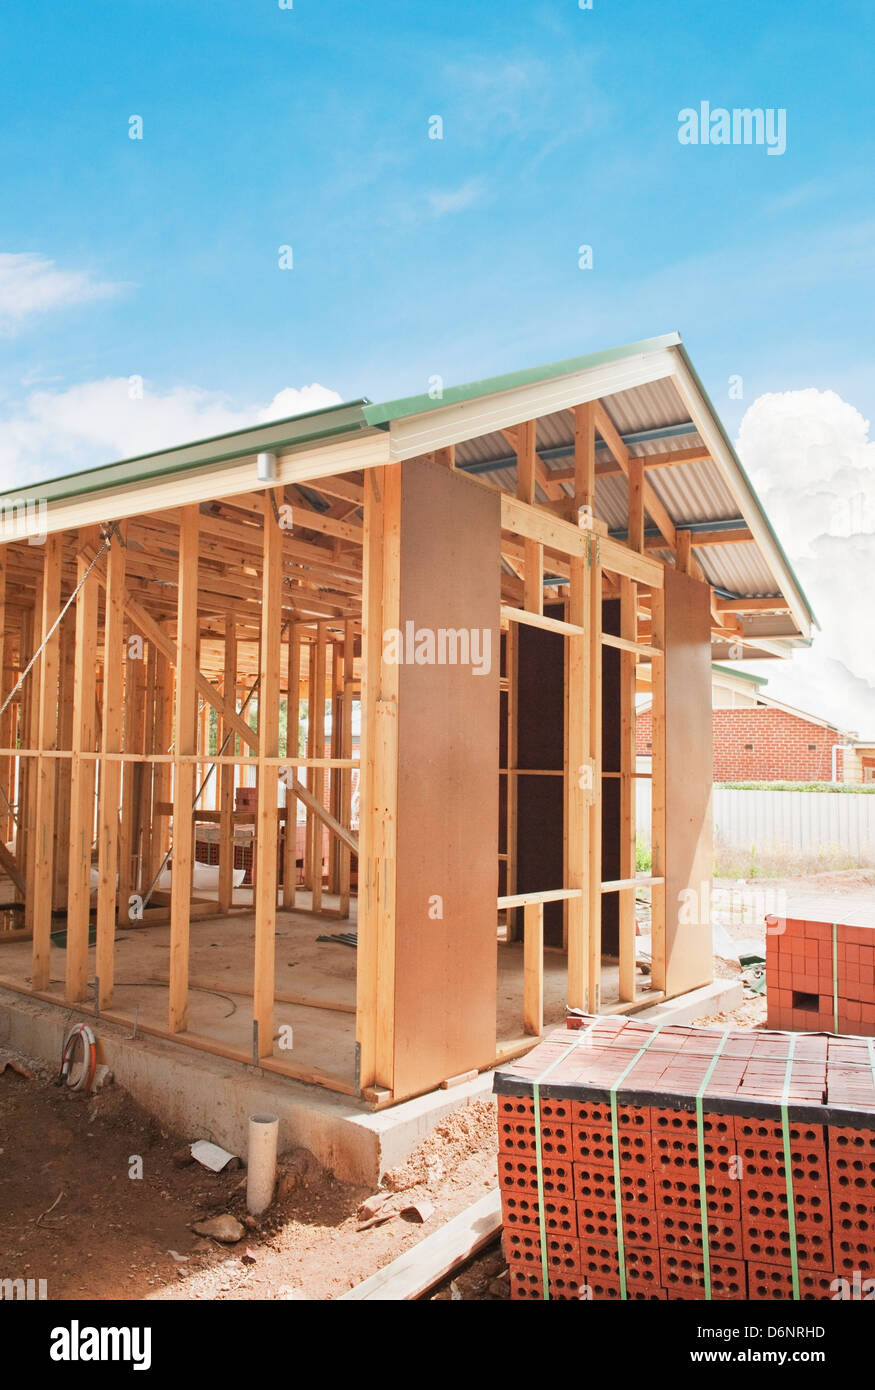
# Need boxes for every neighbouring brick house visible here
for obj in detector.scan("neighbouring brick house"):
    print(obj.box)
[636,664,861,782]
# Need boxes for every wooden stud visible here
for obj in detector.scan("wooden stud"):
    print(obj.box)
[282,622,300,909]
[95,526,126,1007]
[516,421,537,505]
[53,615,74,911]
[118,639,146,914]
[618,575,637,1004]
[650,585,666,993]
[20,599,37,918]
[627,458,645,554]
[572,402,596,521]
[0,554,8,847]
[169,505,199,1033]
[356,463,401,1094]
[253,489,284,1059]
[31,535,62,989]
[218,616,237,913]
[523,540,543,616]
[65,530,100,1004]
[337,619,355,919]
[523,901,544,1036]
[587,542,603,1012]
[676,529,693,574]
[310,624,327,914]
[149,643,172,890]
[565,552,589,1010]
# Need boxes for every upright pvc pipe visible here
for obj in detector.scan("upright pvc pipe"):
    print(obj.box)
[247,1112,279,1215]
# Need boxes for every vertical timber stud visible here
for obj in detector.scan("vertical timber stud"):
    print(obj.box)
[650,586,667,993]
[282,623,300,910]
[516,421,537,505]
[337,620,354,919]
[310,624,327,914]
[218,616,237,914]
[565,553,589,1009]
[149,644,172,888]
[53,618,75,911]
[253,489,283,1059]
[0,553,6,849]
[169,506,199,1033]
[676,529,693,575]
[96,526,126,1007]
[65,529,100,1005]
[356,464,401,1094]
[587,538,603,1012]
[618,576,637,1003]
[523,901,544,1035]
[21,597,38,925]
[627,459,645,554]
[573,402,596,522]
[31,535,62,990]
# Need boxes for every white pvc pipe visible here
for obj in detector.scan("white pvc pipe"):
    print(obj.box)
[246,1112,279,1215]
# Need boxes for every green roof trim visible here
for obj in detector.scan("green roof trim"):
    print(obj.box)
[0,400,371,508]
[712,662,767,687]
[361,332,682,427]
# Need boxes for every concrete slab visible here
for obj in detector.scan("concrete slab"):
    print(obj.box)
[633,977,744,1026]
[0,985,495,1187]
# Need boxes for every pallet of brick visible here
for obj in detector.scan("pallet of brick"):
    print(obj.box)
[766,908,875,1036]
[494,1015,875,1300]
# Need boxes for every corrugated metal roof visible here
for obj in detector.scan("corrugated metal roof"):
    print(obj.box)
[645,459,739,525]
[0,329,813,626]
[598,377,691,436]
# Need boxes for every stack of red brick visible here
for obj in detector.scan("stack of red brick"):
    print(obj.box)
[494,1017,875,1300]
[766,914,875,1035]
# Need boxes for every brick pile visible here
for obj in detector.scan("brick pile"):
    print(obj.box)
[494,1017,875,1300]
[766,915,875,1036]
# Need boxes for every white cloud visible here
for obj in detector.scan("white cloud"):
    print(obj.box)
[427,178,485,217]
[0,253,124,333]
[0,378,343,491]
[735,388,875,737]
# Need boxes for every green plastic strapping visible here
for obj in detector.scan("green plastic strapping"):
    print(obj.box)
[532,1079,550,1301]
[832,923,840,1034]
[694,1030,731,1301]
[531,1023,601,1302]
[780,1033,801,1300]
[609,1024,666,1301]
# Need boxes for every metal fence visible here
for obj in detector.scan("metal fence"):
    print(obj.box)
[634,779,875,863]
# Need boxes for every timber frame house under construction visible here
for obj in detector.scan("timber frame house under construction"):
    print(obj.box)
[0,333,815,1106]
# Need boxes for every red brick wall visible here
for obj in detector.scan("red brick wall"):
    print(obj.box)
[635,705,843,781]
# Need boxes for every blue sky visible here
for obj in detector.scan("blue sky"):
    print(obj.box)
[1,0,873,426]
[1,0,874,731]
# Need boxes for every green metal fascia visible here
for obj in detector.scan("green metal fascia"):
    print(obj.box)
[0,400,372,508]
[361,333,682,428]
[711,662,767,686]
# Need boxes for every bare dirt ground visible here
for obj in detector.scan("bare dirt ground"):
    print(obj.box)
[0,1057,498,1301]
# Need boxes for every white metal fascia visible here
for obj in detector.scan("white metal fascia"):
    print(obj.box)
[385,346,678,462]
[668,352,812,641]
[35,429,391,536]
